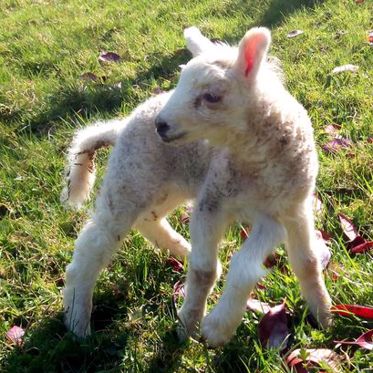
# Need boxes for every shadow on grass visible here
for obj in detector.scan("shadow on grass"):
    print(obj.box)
[14,0,324,137]
[20,48,190,137]
[259,0,323,28]
[2,289,132,373]
[211,0,323,44]
[2,314,129,373]
[146,326,188,373]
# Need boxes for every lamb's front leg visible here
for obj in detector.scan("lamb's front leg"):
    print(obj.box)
[201,215,285,347]
[177,205,228,339]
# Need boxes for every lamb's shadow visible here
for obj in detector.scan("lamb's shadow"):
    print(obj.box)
[2,292,131,372]
[146,327,188,373]
[24,48,190,138]
[217,0,323,43]
[21,0,323,137]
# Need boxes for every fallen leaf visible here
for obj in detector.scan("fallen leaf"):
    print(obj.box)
[172,281,186,304]
[350,240,373,254]
[355,0,364,4]
[331,304,373,319]
[6,325,25,345]
[287,30,304,38]
[80,72,98,81]
[179,212,190,224]
[240,225,250,239]
[338,214,358,241]
[338,214,372,253]
[369,31,373,46]
[246,298,272,314]
[98,51,121,63]
[335,329,373,350]
[324,123,341,135]
[263,252,280,268]
[323,137,352,154]
[332,64,359,74]
[166,257,184,273]
[258,301,289,350]
[287,348,343,372]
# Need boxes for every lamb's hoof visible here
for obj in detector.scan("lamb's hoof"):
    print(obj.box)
[64,306,92,339]
[177,307,200,341]
[318,308,333,329]
[176,322,189,343]
[200,313,234,348]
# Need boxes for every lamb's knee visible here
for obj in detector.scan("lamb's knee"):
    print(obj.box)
[291,254,321,281]
[189,267,218,288]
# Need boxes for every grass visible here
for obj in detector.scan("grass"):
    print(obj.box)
[0,0,372,371]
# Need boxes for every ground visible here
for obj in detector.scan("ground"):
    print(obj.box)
[0,0,372,372]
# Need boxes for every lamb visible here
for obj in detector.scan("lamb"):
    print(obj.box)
[62,26,332,347]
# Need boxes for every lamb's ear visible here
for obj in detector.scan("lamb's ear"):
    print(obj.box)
[234,27,271,79]
[184,26,214,57]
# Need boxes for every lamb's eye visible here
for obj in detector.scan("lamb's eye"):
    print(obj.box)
[202,93,221,103]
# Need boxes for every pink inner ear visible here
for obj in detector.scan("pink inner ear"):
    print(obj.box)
[243,34,262,77]
[244,49,254,77]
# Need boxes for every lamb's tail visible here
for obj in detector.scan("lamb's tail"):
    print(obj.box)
[61,118,126,209]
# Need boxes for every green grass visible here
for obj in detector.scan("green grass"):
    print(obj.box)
[0,0,372,371]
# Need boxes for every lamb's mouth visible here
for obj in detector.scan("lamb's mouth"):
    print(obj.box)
[160,131,187,143]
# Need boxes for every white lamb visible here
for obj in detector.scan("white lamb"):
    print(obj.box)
[62,27,332,347]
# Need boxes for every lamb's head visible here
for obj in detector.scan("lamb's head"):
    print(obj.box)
[156,27,272,146]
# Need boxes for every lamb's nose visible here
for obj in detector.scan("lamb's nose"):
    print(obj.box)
[155,117,170,137]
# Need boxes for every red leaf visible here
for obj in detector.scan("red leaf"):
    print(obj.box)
[258,301,289,350]
[323,137,352,154]
[240,226,250,239]
[338,214,372,254]
[331,304,373,319]
[166,257,184,273]
[172,281,186,304]
[246,298,272,314]
[263,252,280,269]
[335,329,373,350]
[6,325,25,345]
[350,240,373,254]
[338,214,358,241]
[98,51,121,63]
[179,212,190,224]
[287,348,343,371]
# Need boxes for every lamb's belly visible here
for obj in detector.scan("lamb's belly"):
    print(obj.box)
[225,186,289,223]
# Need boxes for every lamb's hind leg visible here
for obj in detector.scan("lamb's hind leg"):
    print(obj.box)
[135,194,191,258]
[63,193,141,338]
[283,202,332,328]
